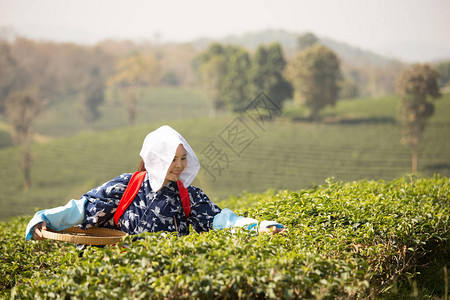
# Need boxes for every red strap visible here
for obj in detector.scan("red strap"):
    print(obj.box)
[177,180,191,218]
[114,171,191,226]
[114,171,146,225]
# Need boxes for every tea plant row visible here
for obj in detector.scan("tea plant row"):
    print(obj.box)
[1,175,448,299]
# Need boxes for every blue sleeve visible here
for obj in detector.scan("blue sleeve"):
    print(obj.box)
[212,208,258,231]
[25,173,132,240]
[213,208,285,232]
[188,187,222,233]
[25,198,87,241]
[188,187,283,233]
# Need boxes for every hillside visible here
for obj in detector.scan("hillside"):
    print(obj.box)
[0,89,449,221]
[192,28,403,66]
[191,29,407,97]
[34,87,211,137]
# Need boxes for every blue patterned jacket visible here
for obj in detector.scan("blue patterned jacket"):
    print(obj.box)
[80,173,221,236]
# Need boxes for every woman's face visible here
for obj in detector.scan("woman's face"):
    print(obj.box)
[165,144,188,183]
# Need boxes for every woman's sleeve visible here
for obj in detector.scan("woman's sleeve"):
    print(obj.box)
[80,173,131,229]
[188,187,221,233]
[213,209,285,232]
[188,187,284,233]
[25,198,87,241]
[25,173,131,240]
[212,208,259,231]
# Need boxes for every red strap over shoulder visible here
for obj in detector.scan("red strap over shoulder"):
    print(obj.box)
[114,171,191,226]
[114,171,146,226]
[177,180,191,218]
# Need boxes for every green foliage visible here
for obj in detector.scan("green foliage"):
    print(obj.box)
[221,48,252,112]
[285,44,342,120]
[195,42,292,114]
[0,216,80,297]
[0,41,16,115]
[250,43,292,111]
[338,77,359,99]
[396,64,441,102]
[296,32,319,51]
[395,64,442,173]
[2,176,449,299]
[434,60,450,88]
[108,52,160,125]
[194,43,253,115]
[217,29,405,98]
[193,43,229,116]
[79,66,105,124]
[159,70,180,86]
[5,87,46,188]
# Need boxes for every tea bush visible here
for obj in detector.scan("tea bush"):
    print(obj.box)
[2,176,449,299]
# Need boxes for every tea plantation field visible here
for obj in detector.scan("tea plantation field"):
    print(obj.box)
[1,176,449,299]
[0,91,449,220]
[33,87,211,137]
[0,88,449,298]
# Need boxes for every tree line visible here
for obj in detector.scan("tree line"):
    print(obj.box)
[192,37,345,121]
[0,34,448,188]
[192,42,293,116]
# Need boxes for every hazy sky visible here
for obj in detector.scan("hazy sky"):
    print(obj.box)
[1,0,449,62]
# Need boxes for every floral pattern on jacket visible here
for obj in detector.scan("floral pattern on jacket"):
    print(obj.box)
[80,173,221,236]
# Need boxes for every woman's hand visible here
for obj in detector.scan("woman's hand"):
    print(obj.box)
[31,222,47,240]
[259,225,285,235]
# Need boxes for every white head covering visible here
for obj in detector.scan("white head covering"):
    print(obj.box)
[139,125,200,191]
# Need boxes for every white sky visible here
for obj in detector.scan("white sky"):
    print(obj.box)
[1,0,449,62]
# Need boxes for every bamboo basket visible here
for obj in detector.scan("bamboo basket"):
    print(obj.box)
[42,227,127,245]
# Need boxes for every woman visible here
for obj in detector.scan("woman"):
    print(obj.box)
[26,125,284,241]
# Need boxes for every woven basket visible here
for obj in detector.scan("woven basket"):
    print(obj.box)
[42,227,128,245]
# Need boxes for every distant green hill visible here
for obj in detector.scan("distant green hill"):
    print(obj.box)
[0,89,449,221]
[34,87,211,137]
[193,28,402,66]
[191,29,406,97]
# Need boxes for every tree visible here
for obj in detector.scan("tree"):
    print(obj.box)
[250,43,292,114]
[395,64,441,173]
[221,48,252,112]
[434,61,450,88]
[108,52,159,125]
[1,38,116,187]
[0,41,16,115]
[193,43,241,116]
[2,38,56,188]
[285,44,341,121]
[197,54,227,117]
[80,66,105,125]
[296,32,319,51]
[159,70,179,86]
[65,46,113,126]
[5,88,46,188]
[338,78,359,99]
